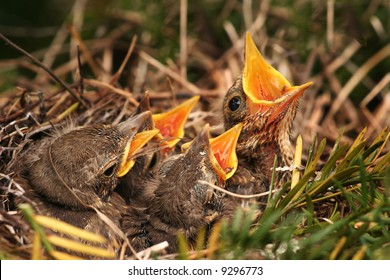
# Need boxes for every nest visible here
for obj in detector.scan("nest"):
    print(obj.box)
[1,3,389,259]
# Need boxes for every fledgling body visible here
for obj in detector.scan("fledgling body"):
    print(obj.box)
[222,33,312,210]
[14,112,152,242]
[116,94,200,204]
[122,124,242,253]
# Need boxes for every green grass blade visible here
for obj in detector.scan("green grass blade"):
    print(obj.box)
[308,166,360,196]
[336,141,366,172]
[306,138,327,174]
[320,144,349,180]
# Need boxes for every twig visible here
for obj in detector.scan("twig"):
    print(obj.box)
[77,45,84,94]
[0,33,88,108]
[112,99,129,126]
[180,0,187,80]
[110,35,138,85]
[326,43,390,121]
[327,0,334,50]
[139,50,201,94]
[360,73,390,107]
[243,0,253,30]
[131,241,169,260]
[68,25,102,78]
[84,78,139,106]
[0,172,25,195]
[70,0,88,76]
[35,22,69,83]
[92,207,141,260]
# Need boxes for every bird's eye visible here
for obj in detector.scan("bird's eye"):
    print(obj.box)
[103,164,116,177]
[228,96,241,111]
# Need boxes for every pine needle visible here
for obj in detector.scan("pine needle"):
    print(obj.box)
[291,135,303,200]
[46,235,115,258]
[34,215,107,243]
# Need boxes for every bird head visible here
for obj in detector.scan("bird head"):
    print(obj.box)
[181,123,243,181]
[116,94,200,204]
[23,111,156,209]
[223,32,312,148]
[152,123,241,228]
[129,94,200,171]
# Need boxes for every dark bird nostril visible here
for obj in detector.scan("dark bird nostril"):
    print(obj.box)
[229,96,241,111]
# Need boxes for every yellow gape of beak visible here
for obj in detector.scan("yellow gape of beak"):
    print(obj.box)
[181,123,243,181]
[209,123,243,181]
[243,32,313,115]
[152,96,200,149]
[117,129,160,177]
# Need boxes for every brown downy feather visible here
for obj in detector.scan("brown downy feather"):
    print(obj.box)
[122,126,223,254]
[11,112,151,253]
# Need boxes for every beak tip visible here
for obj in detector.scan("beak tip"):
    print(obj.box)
[118,111,152,136]
[305,81,314,89]
[196,124,211,145]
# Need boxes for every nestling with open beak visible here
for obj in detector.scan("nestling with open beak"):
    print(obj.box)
[122,123,242,254]
[14,111,156,241]
[223,32,313,204]
[116,94,200,204]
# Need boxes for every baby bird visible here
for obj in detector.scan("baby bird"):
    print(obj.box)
[122,123,242,254]
[116,94,200,204]
[14,112,154,241]
[222,32,313,201]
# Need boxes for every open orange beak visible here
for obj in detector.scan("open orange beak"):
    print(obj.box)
[182,123,242,181]
[117,129,160,177]
[243,32,313,117]
[209,123,243,180]
[152,96,200,148]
